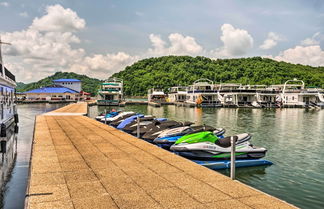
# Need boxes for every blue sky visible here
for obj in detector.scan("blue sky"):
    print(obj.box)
[0,0,323,82]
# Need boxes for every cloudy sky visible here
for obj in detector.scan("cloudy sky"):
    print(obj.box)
[0,0,323,83]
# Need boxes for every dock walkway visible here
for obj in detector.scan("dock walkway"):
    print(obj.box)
[26,102,296,209]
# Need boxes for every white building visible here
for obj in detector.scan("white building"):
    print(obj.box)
[53,79,81,92]
[24,78,83,101]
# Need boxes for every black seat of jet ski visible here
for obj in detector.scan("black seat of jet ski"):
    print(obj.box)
[215,133,251,148]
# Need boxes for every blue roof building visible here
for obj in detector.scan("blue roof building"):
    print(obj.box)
[24,78,82,101]
[53,79,80,82]
[24,86,78,94]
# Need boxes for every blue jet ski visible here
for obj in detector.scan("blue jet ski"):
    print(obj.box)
[117,114,145,129]
[95,111,119,121]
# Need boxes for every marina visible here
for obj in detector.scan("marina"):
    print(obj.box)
[26,103,295,209]
[92,78,324,109]
[1,2,324,208]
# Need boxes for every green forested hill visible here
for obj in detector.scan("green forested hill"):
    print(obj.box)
[112,56,324,96]
[17,72,102,96]
[17,56,324,96]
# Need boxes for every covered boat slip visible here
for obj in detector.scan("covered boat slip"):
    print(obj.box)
[26,103,295,209]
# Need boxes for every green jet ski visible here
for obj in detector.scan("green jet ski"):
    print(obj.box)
[170,131,267,160]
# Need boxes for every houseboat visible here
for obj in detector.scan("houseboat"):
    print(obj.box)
[216,83,241,107]
[216,84,280,108]
[167,86,187,103]
[277,79,324,108]
[147,88,167,103]
[186,79,221,107]
[0,39,18,137]
[97,78,123,106]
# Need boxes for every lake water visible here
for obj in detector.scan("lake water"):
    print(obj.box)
[0,103,66,209]
[90,105,324,209]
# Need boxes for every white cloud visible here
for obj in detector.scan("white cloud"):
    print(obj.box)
[260,32,282,50]
[31,4,85,32]
[69,52,139,78]
[301,32,321,46]
[269,45,324,66]
[213,24,253,57]
[1,4,138,82]
[0,2,9,7]
[148,33,203,56]
[148,34,167,54]
[19,12,29,18]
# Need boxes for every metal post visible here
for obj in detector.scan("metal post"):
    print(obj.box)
[136,116,140,138]
[230,136,236,180]
[104,109,107,124]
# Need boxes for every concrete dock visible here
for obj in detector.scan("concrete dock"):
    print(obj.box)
[26,102,296,209]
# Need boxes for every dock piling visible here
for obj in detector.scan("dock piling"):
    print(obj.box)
[104,109,107,124]
[230,136,236,180]
[136,115,140,138]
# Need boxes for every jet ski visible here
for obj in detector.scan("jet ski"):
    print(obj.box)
[108,113,137,127]
[153,126,226,149]
[141,121,194,142]
[156,125,218,139]
[123,117,166,133]
[131,120,171,136]
[116,114,145,129]
[100,111,134,123]
[170,131,266,160]
[95,111,120,121]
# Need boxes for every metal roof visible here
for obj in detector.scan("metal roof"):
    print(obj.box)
[24,86,79,94]
[53,79,81,82]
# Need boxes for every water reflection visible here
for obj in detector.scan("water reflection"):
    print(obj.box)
[0,124,17,208]
[1,103,67,209]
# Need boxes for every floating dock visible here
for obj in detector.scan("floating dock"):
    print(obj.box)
[194,159,273,170]
[26,102,296,209]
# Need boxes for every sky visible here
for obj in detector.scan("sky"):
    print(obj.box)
[0,0,323,83]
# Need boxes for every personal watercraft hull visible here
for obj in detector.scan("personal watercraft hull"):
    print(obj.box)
[122,116,161,133]
[117,114,144,129]
[131,120,186,137]
[95,111,119,120]
[100,111,134,123]
[108,113,136,126]
[174,149,267,160]
[141,121,194,141]
[154,127,226,149]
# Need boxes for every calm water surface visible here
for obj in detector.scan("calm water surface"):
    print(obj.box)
[90,105,324,209]
[1,103,66,209]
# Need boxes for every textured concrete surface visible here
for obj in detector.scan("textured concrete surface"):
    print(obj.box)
[49,102,87,114]
[26,103,297,209]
